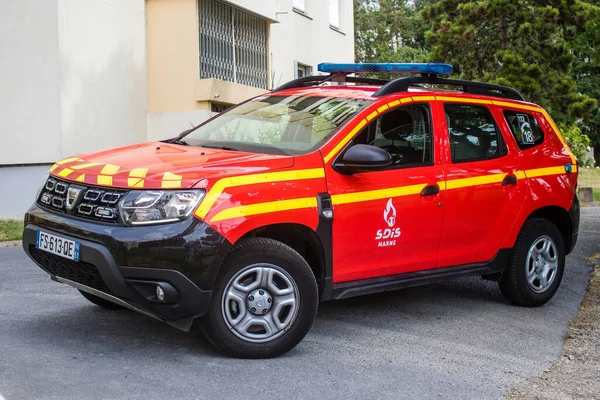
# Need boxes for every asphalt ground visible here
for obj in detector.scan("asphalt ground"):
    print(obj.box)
[1,208,598,399]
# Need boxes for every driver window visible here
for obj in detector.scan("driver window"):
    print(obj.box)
[352,104,433,168]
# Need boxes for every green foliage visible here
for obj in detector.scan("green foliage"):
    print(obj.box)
[354,0,600,158]
[423,0,598,125]
[354,0,432,65]
[571,2,600,149]
[561,123,594,166]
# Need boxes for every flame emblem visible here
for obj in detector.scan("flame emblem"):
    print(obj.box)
[383,198,396,228]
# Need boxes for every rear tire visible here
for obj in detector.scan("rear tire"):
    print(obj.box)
[78,290,124,310]
[499,218,565,307]
[203,238,318,358]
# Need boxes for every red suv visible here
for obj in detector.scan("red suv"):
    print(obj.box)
[23,63,579,358]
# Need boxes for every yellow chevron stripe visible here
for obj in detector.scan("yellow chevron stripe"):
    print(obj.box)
[525,166,568,178]
[75,174,85,182]
[195,168,325,219]
[97,175,112,186]
[491,100,541,113]
[56,157,81,165]
[49,164,59,173]
[210,197,317,222]
[128,168,149,188]
[323,96,420,164]
[412,96,435,101]
[162,172,183,189]
[331,183,427,205]
[377,104,389,113]
[203,164,575,222]
[445,173,508,190]
[58,168,74,178]
[366,110,378,121]
[100,164,120,175]
[324,119,367,163]
[539,109,577,165]
[435,96,493,105]
[71,162,103,170]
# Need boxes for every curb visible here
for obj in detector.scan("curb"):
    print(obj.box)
[0,240,22,248]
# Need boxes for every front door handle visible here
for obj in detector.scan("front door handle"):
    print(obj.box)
[502,175,518,185]
[421,184,440,196]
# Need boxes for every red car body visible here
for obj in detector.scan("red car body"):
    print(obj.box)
[48,86,578,284]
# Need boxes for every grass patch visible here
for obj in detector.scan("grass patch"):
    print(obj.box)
[578,167,600,188]
[0,220,23,242]
[578,167,600,202]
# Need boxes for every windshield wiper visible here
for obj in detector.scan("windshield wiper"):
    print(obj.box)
[199,144,239,151]
[162,137,189,146]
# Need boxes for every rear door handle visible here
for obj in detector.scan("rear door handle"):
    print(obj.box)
[421,184,440,196]
[502,175,518,185]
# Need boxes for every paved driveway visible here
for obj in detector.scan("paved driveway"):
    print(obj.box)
[1,208,598,399]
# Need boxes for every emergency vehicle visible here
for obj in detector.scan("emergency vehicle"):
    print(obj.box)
[23,63,580,358]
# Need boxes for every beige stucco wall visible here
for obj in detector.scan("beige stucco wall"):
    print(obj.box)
[146,0,202,113]
[145,0,355,141]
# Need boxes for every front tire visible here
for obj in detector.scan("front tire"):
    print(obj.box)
[499,218,565,307]
[203,238,318,358]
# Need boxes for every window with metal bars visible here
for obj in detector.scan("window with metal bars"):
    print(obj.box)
[198,0,269,90]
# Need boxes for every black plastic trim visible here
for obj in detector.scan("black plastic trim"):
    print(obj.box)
[331,249,510,300]
[316,192,334,300]
[373,76,525,101]
[568,193,580,254]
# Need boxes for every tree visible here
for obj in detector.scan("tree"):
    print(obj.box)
[571,1,600,164]
[354,0,432,64]
[423,0,597,126]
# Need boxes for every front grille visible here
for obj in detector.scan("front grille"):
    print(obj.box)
[38,177,128,224]
[30,246,111,294]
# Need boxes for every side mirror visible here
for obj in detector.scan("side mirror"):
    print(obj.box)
[334,144,392,174]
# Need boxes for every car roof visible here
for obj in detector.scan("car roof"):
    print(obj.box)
[270,84,541,109]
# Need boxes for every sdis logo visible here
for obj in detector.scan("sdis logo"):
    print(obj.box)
[375,199,401,247]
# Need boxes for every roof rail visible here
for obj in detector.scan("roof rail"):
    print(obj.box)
[272,75,390,93]
[373,76,525,101]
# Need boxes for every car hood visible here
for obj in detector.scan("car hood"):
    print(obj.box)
[50,142,295,189]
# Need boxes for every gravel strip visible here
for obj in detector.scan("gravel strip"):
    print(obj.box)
[508,255,600,399]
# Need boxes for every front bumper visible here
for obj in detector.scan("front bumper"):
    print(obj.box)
[23,204,232,330]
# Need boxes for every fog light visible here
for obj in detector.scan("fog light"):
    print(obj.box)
[156,285,165,301]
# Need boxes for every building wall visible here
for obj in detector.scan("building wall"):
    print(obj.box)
[0,0,355,218]
[0,0,62,165]
[57,0,148,158]
[0,0,148,218]
[270,0,355,88]
[144,0,355,141]
[145,0,272,142]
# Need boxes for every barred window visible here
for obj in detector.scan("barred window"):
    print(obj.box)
[199,0,269,89]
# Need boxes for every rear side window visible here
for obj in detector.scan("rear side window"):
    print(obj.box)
[503,111,544,150]
[444,104,505,163]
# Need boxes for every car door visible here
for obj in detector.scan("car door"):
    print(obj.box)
[325,101,446,283]
[436,101,526,268]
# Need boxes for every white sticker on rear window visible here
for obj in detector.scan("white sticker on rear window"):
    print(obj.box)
[517,114,534,144]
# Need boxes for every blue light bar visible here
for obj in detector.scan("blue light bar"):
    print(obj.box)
[317,62,453,76]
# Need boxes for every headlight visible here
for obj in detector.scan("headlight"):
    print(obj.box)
[119,190,205,226]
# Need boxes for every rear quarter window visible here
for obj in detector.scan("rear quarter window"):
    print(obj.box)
[503,111,544,150]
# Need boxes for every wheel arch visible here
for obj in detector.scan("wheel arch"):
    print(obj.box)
[239,223,327,297]
[525,206,573,253]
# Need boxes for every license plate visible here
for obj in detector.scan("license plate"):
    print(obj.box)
[36,231,80,262]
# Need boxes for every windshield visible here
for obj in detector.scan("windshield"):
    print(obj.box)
[181,95,372,155]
